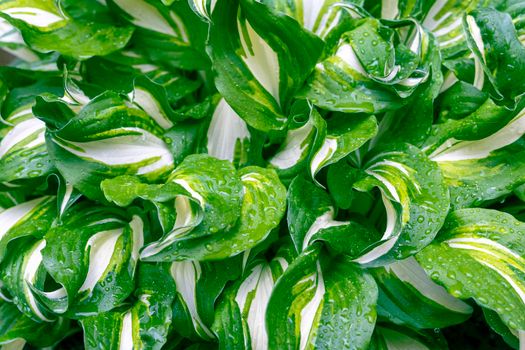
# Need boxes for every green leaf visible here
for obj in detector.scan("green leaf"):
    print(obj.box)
[0,196,56,264]
[0,300,72,348]
[301,18,434,113]
[81,263,175,350]
[483,308,520,349]
[416,208,525,334]
[212,256,288,350]
[207,0,324,132]
[0,1,133,59]
[352,143,450,265]
[372,257,472,329]
[369,323,448,350]
[259,0,365,39]
[45,92,175,200]
[427,105,525,209]
[266,244,378,350]
[140,165,286,261]
[463,8,525,107]
[39,202,144,317]
[170,258,241,341]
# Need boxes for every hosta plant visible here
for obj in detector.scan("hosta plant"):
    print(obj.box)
[0,0,525,349]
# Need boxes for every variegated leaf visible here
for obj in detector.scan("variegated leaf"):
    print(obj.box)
[36,202,144,317]
[416,208,525,335]
[266,244,378,350]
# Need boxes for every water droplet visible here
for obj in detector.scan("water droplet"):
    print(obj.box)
[28,170,42,177]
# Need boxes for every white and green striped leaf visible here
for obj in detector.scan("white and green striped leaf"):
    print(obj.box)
[310,112,377,179]
[45,92,175,200]
[0,0,133,59]
[0,196,56,264]
[0,238,56,322]
[188,0,217,21]
[416,208,525,335]
[207,0,323,132]
[36,203,144,317]
[109,0,188,39]
[141,165,286,261]
[427,104,525,209]
[0,105,52,186]
[103,156,285,262]
[268,102,324,178]
[352,143,450,265]
[462,8,525,108]
[102,154,245,260]
[212,257,287,350]
[258,0,364,39]
[266,245,378,350]
[287,175,379,258]
[301,17,436,113]
[373,257,472,329]
[0,300,71,348]
[110,0,210,70]
[0,17,39,62]
[206,98,251,166]
[171,259,241,341]
[81,263,176,350]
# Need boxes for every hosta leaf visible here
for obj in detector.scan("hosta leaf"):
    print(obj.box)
[269,102,377,181]
[0,300,72,348]
[416,208,525,334]
[352,143,449,265]
[419,0,480,58]
[369,323,448,350]
[0,0,133,59]
[374,31,442,147]
[373,257,472,329]
[0,238,56,321]
[205,98,253,166]
[0,196,56,264]
[44,92,175,200]
[171,258,241,341]
[139,165,286,261]
[212,256,289,350]
[0,76,64,187]
[268,102,325,178]
[207,0,323,132]
[266,244,378,350]
[287,175,378,258]
[301,18,435,113]
[0,17,39,62]
[102,154,244,260]
[38,202,144,317]
[0,191,23,211]
[109,0,209,70]
[109,0,186,37]
[483,308,520,349]
[428,104,525,208]
[81,263,175,350]
[188,0,217,21]
[310,112,377,179]
[463,8,525,107]
[259,0,363,39]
